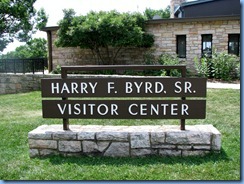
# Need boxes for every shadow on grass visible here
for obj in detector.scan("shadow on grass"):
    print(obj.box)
[40,148,229,167]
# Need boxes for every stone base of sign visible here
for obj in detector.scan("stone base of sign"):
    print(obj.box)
[28,124,221,158]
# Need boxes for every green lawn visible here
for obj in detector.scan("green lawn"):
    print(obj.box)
[0,89,240,180]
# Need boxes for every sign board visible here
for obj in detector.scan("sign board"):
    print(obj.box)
[42,100,206,119]
[41,78,206,98]
[41,65,207,130]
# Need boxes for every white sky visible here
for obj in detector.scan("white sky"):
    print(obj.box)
[36,0,171,26]
[3,0,171,53]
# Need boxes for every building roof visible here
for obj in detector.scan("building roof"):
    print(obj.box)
[41,26,59,32]
[41,15,240,31]
[181,0,215,7]
[174,0,217,17]
[174,0,240,18]
[147,15,240,24]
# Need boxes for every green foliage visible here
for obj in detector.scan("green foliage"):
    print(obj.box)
[0,0,48,52]
[194,57,209,78]
[51,65,61,74]
[36,8,48,30]
[236,62,240,79]
[143,6,170,20]
[142,51,183,77]
[194,51,240,81]
[211,52,240,81]
[56,10,154,65]
[157,54,182,77]
[0,38,47,59]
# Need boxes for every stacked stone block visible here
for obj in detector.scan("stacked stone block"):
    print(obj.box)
[0,73,60,94]
[28,124,221,158]
[0,73,152,95]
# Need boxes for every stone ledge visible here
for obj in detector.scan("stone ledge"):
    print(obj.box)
[28,124,221,158]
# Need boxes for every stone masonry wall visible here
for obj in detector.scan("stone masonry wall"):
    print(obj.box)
[49,19,240,71]
[29,124,221,158]
[146,19,240,69]
[0,73,61,94]
[0,73,116,94]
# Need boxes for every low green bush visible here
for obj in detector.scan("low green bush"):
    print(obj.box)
[143,50,183,77]
[157,54,182,77]
[194,51,240,81]
[194,56,209,78]
[51,65,61,74]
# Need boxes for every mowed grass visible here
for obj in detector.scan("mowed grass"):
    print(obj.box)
[0,89,240,180]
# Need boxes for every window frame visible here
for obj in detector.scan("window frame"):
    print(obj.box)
[176,35,186,58]
[201,34,212,57]
[228,34,240,56]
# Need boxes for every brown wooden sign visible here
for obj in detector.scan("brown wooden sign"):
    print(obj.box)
[41,78,207,98]
[41,65,207,130]
[42,100,206,119]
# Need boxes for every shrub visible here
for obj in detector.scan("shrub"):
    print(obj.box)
[194,51,240,81]
[142,51,183,77]
[236,62,240,79]
[211,52,239,81]
[142,49,161,76]
[51,65,61,74]
[157,54,182,77]
[194,56,210,78]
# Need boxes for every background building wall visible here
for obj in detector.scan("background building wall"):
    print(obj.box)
[146,18,240,69]
[48,18,240,71]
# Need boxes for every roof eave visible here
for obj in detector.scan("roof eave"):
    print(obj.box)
[41,26,59,32]
[146,15,240,24]
[181,0,215,7]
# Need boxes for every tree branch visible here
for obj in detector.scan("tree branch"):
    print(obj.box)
[112,46,123,65]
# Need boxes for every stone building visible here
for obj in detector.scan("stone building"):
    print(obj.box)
[42,0,240,72]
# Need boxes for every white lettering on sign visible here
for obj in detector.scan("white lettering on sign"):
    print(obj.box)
[125,82,165,94]
[61,83,70,93]
[182,104,189,115]
[51,82,98,94]
[48,80,201,96]
[74,104,81,115]
[57,103,119,116]
[71,82,78,93]
[174,81,195,94]
[51,83,59,94]
[128,103,189,116]
[108,82,117,94]
[171,104,178,115]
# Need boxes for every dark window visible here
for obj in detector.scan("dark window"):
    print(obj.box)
[202,34,212,57]
[176,35,186,58]
[228,34,240,56]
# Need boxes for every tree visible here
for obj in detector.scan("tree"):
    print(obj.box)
[0,38,47,59]
[0,0,48,52]
[144,6,170,20]
[55,10,154,65]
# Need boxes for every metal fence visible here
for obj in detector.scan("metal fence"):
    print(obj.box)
[0,58,48,74]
